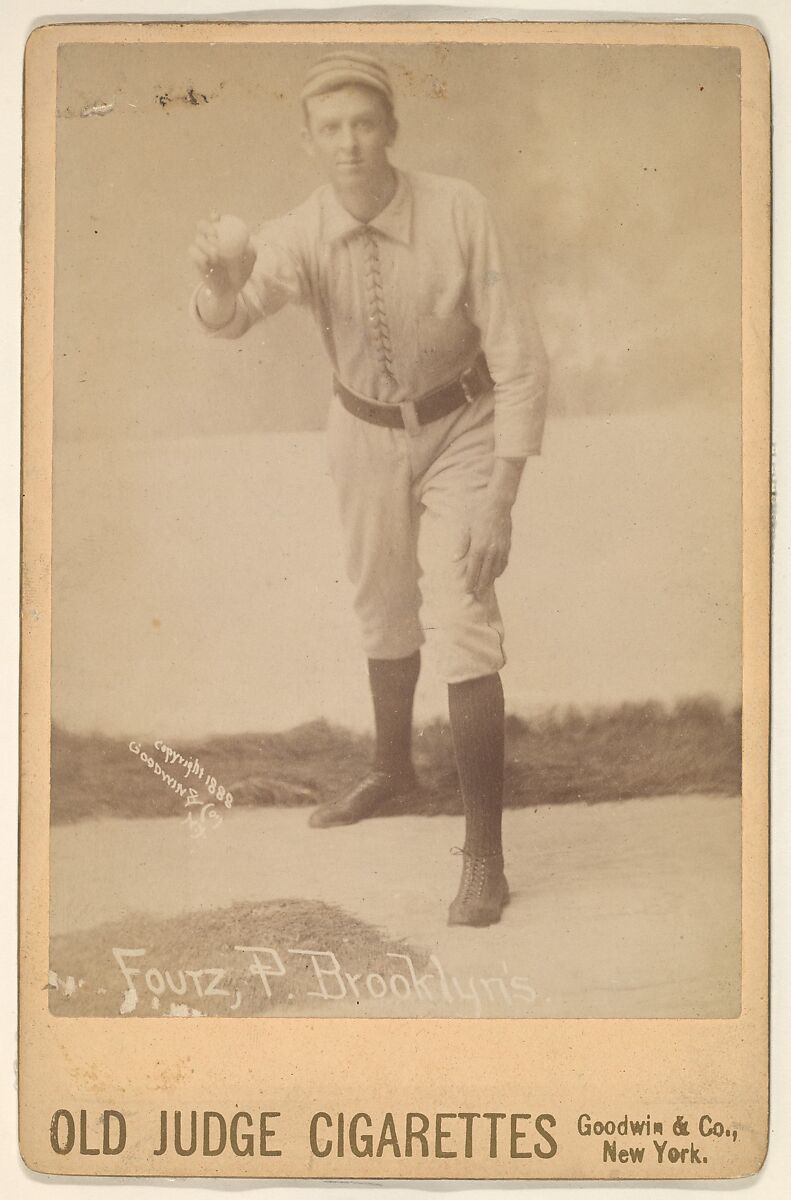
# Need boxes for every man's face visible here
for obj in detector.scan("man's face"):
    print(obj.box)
[302,85,396,186]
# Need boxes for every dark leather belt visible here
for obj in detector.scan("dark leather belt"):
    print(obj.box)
[334,354,494,430]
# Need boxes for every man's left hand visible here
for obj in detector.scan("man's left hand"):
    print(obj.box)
[455,456,527,597]
[457,499,513,598]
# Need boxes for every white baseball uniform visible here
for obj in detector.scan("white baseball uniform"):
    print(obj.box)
[192,168,549,681]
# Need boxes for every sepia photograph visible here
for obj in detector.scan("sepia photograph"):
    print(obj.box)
[46,34,745,1023]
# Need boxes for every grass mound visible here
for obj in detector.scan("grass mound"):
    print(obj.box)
[49,899,432,1018]
[50,696,740,825]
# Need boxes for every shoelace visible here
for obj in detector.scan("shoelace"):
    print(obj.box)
[361,227,396,384]
[451,847,497,899]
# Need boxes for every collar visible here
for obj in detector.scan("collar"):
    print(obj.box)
[321,170,413,246]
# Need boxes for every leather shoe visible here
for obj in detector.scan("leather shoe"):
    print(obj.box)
[308,768,418,829]
[448,848,510,927]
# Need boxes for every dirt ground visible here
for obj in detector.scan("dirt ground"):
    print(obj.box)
[49,793,740,1020]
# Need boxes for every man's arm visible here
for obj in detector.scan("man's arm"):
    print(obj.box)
[457,188,549,595]
[188,210,310,339]
[462,187,550,459]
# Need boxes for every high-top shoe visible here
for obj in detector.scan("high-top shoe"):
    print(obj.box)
[447,847,510,927]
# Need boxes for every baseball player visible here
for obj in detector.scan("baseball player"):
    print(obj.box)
[189,52,549,926]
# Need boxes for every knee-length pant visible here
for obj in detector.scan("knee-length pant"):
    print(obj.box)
[326,388,506,684]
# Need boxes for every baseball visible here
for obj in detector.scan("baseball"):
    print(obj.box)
[216,214,250,261]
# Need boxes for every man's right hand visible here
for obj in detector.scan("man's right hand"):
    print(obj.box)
[188,213,256,327]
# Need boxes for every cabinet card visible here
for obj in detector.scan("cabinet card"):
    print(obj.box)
[19,19,769,1180]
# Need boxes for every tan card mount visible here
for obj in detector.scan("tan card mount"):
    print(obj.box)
[20,19,769,1179]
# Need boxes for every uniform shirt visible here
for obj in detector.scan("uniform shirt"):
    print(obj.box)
[192,168,549,457]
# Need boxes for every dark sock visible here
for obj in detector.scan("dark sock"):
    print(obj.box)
[368,651,421,777]
[447,673,505,858]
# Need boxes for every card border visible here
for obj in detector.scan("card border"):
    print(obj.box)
[19,18,770,1180]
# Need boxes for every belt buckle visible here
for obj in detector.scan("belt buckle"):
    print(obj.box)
[459,365,479,404]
